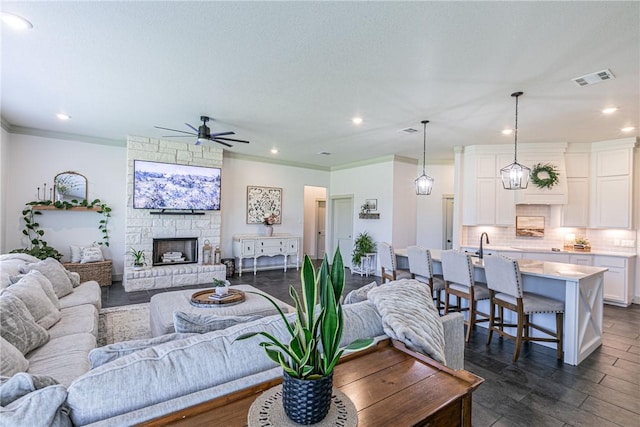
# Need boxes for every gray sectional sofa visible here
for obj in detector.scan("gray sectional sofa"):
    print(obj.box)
[0,254,465,427]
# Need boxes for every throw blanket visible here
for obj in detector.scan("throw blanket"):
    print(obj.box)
[367,279,446,365]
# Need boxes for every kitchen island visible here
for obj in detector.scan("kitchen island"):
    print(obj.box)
[396,249,607,365]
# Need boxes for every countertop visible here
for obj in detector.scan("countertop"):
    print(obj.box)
[459,245,636,258]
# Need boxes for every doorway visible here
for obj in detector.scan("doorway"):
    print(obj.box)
[315,199,326,260]
[330,195,354,268]
[442,195,454,249]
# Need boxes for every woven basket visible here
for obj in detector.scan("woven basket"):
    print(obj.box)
[282,372,333,425]
[62,260,112,287]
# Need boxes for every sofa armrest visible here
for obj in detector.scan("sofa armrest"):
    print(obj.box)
[441,312,464,370]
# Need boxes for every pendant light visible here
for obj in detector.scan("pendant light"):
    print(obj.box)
[500,91,530,190]
[415,120,434,195]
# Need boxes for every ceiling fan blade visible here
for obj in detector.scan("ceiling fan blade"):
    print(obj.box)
[162,135,195,138]
[210,131,235,137]
[212,139,233,147]
[214,136,250,144]
[155,126,196,135]
[185,123,198,133]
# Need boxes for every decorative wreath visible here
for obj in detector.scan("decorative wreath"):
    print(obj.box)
[530,163,560,189]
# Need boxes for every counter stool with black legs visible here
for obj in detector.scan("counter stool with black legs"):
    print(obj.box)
[407,246,446,314]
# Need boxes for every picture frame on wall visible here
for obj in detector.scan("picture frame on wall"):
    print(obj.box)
[365,199,378,212]
[246,186,282,224]
[516,216,545,237]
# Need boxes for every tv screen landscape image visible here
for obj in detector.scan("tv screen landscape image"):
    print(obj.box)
[133,160,221,210]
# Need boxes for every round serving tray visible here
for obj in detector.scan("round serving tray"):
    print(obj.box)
[190,288,246,307]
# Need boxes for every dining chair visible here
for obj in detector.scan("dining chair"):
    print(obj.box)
[483,254,564,362]
[407,245,445,313]
[377,242,411,283]
[441,250,490,342]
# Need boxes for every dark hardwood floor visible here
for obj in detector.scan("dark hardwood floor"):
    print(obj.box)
[102,265,640,427]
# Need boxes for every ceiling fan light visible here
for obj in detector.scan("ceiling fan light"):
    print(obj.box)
[415,173,434,195]
[500,162,531,190]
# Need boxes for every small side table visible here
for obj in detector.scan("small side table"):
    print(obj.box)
[362,253,376,277]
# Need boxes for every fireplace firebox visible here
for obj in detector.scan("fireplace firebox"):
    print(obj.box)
[152,238,198,266]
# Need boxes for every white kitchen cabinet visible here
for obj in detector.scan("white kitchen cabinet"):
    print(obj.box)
[562,178,589,227]
[593,255,635,307]
[569,254,593,266]
[233,234,300,276]
[522,252,570,263]
[513,152,568,205]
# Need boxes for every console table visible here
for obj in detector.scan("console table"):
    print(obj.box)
[140,339,484,427]
[232,234,300,276]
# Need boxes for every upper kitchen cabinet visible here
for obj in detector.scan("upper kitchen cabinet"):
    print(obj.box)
[562,146,591,227]
[590,138,637,229]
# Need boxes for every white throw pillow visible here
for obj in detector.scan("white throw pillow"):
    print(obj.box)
[10,271,60,309]
[1,274,61,329]
[80,247,104,264]
[19,258,73,298]
[343,281,378,304]
[0,294,49,355]
[0,337,29,377]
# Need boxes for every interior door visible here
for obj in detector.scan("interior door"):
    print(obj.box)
[331,196,353,267]
[442,195,454,250]
[315,199,326,260]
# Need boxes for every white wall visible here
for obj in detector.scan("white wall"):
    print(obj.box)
[416,163,455,249]
[303,185,327,259]
[0,127,9,253]
[392,158,418,250]
[3,133,127,277]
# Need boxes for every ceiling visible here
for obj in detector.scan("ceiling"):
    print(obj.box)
[2,1,638,169]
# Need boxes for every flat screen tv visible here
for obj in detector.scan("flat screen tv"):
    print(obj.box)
[133,160,221,211]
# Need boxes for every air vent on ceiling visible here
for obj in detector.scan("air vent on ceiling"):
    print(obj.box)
[400,128,419,134]
[571,69,615,87]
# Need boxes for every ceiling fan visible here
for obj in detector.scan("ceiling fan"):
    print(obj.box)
[154,116,250,147]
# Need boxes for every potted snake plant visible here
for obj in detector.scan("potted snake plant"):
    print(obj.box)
[237,248,373,424]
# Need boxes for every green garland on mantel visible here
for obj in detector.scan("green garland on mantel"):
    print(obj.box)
[10,199,112,261]
[530,163,560,189]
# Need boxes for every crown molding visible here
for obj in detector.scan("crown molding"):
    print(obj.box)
[224,151,329,171]
[3,124,125,147]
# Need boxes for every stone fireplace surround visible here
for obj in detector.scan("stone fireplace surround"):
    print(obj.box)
[123,136,225,292]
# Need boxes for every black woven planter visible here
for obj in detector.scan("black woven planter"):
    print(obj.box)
[282,372,333,424]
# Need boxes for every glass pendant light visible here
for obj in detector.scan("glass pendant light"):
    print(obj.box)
[500,91,530,190]
[415,120,434,195]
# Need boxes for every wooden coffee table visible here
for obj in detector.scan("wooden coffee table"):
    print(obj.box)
[140,339,484,427]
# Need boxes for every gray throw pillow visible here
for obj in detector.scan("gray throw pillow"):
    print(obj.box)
[343,281,378,304]
[88,333,196,368]
[0,337,29,377]
[0,294,49,355]
[0,373,70,427]
[173,311,264,334]
[64,270,81,287]
[9,271,60,309]
[2,274,61,329]
[19,258,73,298]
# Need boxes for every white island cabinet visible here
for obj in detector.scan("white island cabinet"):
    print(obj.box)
[232,234,299,276]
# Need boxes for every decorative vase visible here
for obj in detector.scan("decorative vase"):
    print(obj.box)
[263,225,273,237]
[282,372,333,425]
[215,286,229,296]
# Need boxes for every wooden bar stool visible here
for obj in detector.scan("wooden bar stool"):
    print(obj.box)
[483,255,564,362]
[377,242,411,283]
[407,246,445,314]
[441,250,490,342]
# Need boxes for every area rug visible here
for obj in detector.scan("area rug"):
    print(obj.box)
[98,303,152,346]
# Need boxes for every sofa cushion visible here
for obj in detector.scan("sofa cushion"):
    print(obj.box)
[10,271,61,309]
[0,337,29,377]
[58,281,101,310]
[343,281,378,304]
[49,304,99,339]
[0,373,71,427]
[19,258,73,299]
[27,333,96,388]
[2,274,61,329]
[0,255,38,291]
[0,294,49,355]
[173,312,264,334]
[88,333,197,368]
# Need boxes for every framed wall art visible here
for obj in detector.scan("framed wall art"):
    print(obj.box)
[516,216,545,237]
[246,186,282,224]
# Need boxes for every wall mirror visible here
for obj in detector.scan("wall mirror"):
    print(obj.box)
[54,171,87,202]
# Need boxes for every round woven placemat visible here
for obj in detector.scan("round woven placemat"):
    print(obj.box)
[248,385,357,427]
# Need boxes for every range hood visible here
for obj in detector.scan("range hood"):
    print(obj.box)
[514,152,568,205]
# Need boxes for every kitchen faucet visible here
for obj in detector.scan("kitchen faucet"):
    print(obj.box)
[477,232,490,259]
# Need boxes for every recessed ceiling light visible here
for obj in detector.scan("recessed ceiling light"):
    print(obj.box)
[501,129,513,135]
[270,148,278,154]
[352,117,363,125]
[621,126,635,132]
[1,12,33,30]
[602,107,618,114]
[56,113,71,121]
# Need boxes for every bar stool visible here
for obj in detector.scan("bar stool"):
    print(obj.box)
[377,242,411,283]
[441,250,490,342]
[407,246,445,314]
[483,255,564,362]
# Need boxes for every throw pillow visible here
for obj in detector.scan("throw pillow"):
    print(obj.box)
[64,270,81,287]
[10,271,60,309]
[0,337,29,377]
[0,294,49,355]
[19,258,73,299]
[173,311,264,334]
[69,244,96,264]
[88,333,196,368]
[1,274,61,329]
[0,373,70,427]
[80,247,104,264]
[343,281,378,304]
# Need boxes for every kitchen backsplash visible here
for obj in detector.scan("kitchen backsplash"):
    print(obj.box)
[462,205,636,253]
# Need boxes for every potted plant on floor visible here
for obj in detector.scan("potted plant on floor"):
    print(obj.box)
[129,248,146,270]
[237,248,373,424]
[352,231,376,272]
[213,278,230,296]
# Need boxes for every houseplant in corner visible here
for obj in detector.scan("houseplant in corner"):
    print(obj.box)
[352,231,376,272]
[237,248,373,424]
[128,248,146,270]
